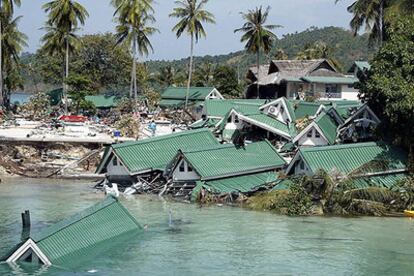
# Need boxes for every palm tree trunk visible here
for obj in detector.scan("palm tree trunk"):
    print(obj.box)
[64,38,69,114]
[132,36,138,112]
[185,33,194,112]
[256,50,260,99]
[0,16,3,108]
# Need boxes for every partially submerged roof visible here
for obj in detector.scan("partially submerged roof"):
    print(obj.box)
[85,95,119,108]
[4,196,141,266]
[198,171,279,195]
[175,140,286,181]
[97,129,219,175]
[289,142,407,175]
[161,87,216,101]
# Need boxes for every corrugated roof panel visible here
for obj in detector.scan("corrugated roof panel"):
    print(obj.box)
[204,99,266,118]
[161,87,215,100]
[348,173,409,189]
[182,140,286,180]
[85,95,118,108]
[300,142,407,175]
[244,113,297,137]
[315,112,340,145]
[302,76,359,84]
[113,129,219,174]
[202,171,279,194]
[33,196,141,265]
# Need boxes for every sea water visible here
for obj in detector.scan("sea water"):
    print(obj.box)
[0,177,413,275]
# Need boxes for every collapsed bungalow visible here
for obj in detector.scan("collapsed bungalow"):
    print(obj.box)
[159,87,224,117]
[285,142,408,189]
[293,103,380,146]
[96,129,219,185]
[2,196,141,267]
[246,59,359,100]
[190,98,267,129]
[164,140,286,198]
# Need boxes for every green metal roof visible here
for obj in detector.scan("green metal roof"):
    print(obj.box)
[180,140,286,180]
[290,101,322,119]
[347,173,409,189]
[108,129,219,174]
[299,142,408,175]
[314,112,340,145]
[47,88,63,106]
[159,99,202,108]
[301,76,359,85]
[204,99,266,118]
[352,61,371,72]
[85,95,119,108]
[244,113,297,137]
[161,87,215,101]
[201,171,279,194]
[32,196,141,265]
[189,118,220,129]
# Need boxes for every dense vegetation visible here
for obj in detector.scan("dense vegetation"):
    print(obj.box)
[19,26,375,95]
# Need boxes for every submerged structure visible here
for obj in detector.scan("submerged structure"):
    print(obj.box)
[96,129,220,185]
[2,196,141,266]
[164,140,286,198]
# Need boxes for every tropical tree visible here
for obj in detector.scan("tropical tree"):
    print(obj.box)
[234,6,281,98]
[358,17,414,172]
[153,65,183,88]
[112,0,158,110]
[170,0,215,111]
[193,61,215,87]
[42,0,89,114]
[295,41,342,70]
[1,14,27,107]
[0,0,21,108]
[335,0,414,45]
[274,48,288,60]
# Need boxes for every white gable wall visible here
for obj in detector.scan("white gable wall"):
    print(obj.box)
[172,159,200,182]
[297,127,328,147]
[107,155,130,177]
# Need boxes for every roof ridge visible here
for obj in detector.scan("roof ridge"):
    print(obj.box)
[183,140,271,154]
[113,129,212,149]
[301,141,382,153]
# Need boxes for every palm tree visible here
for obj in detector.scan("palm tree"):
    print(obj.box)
[274,48,288,60]
[1,14,26,107]
[234,6,281,98]
[194,61,215,87]
[170,0,215,111]
[296,41,342,71]
[153,65,183,87]
[0,0,21,108]
[112,0,158,109]
[42,0,89,114]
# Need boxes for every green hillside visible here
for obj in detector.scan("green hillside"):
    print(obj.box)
[147,26,376,74]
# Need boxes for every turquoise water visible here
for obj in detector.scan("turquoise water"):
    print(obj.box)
[0,178,414,275]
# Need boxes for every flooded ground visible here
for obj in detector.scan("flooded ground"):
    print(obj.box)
[0,177,413,275]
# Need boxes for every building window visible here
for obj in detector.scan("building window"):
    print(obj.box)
[112,157,118,166]
[307,130,313,138]
[188,165,193,172]
[315,131,321,138]
[347,84,354,88]
[179,162,185,172]
[234,116,239,123]
[325,84,339,98]
[300,160,305,170]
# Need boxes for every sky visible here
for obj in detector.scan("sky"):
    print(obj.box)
[16,0,353,61]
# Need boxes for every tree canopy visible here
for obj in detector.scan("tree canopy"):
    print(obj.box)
[358,16,414,170]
